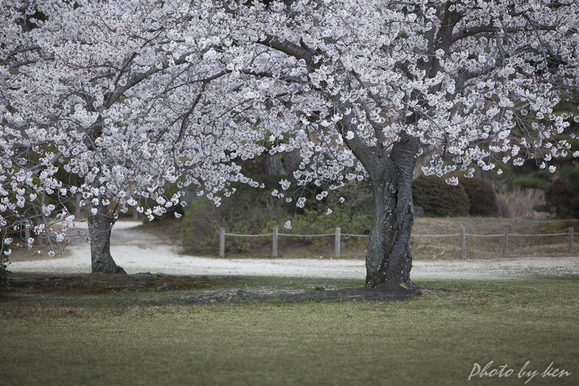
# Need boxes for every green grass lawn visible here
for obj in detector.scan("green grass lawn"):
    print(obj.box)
[1,276,578,386]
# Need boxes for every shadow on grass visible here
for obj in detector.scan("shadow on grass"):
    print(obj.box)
[7,272,216,294]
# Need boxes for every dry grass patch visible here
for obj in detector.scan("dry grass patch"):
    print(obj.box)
[411,217,579,260]
[5,244,72,262]
[135,216,182,244]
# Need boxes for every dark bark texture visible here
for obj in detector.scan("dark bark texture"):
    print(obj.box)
[263,154,280,174]
[364,138,419,290]
[281,149,301,179]
[344,129,419,290]
[88,201,126,274]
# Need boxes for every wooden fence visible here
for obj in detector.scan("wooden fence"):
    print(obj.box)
[219,227,576,258]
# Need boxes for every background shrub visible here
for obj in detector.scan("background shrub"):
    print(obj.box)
[458,176,499,217]
[181,177,374,255]
[181,175,288,254]
[412,175,469,217]
[545,166,579,218]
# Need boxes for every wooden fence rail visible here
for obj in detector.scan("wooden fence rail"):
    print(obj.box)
[219,227,576,258]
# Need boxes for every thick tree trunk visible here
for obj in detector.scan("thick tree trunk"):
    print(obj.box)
[88,200,126,274]
[281,149,301,179]
[365,174,415,289]
[364,138,419,291]
[263,154,280,174]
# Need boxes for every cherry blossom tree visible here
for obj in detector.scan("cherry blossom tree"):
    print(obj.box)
[3,0,579,291]
[197,0,579,290]
[1,0,259,273]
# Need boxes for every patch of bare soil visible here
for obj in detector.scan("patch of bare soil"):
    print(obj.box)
[224,241,367,260]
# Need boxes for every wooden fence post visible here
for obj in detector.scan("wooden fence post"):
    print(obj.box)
[219,227,225,257]
[503,228,508,256]
[461,227,466,259]
[570,227,574,254]
[272,227,278,257]
[335,227,341,258]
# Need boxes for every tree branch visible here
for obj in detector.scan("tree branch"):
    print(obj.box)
[451,24,557,44]
[259,34,315,67]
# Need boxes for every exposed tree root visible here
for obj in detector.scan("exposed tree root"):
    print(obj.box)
[164,286,423,305]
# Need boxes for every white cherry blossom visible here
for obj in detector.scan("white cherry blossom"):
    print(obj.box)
[2,0,579,283]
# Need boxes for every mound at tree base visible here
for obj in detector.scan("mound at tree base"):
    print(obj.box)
[7,273,423,302]
[167,285,424,305]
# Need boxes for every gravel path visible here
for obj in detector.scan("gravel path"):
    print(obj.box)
[8,221,579,281]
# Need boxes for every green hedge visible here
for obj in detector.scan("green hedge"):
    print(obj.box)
[545,165,579,218]
[412,175,470,217]
[458,176,499,217]
[513,177,549,190]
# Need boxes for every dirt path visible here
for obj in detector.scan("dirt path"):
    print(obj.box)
[8,221,579,281]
